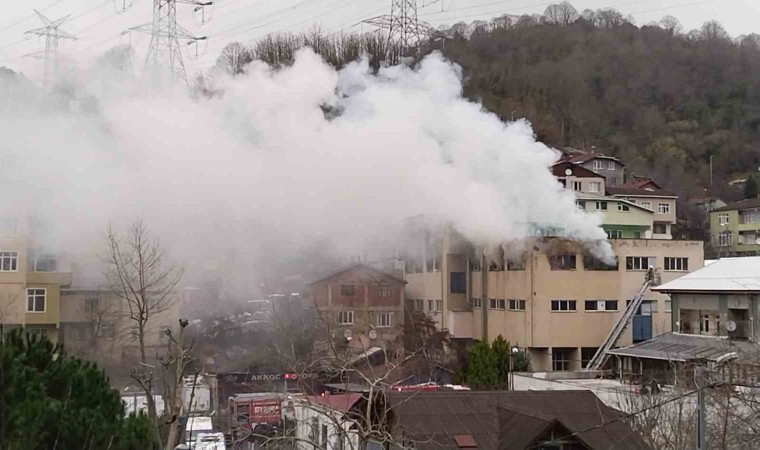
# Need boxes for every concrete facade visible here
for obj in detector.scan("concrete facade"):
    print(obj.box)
[710,199,760,256]
[405,231,704,372]
[0,215,72,342]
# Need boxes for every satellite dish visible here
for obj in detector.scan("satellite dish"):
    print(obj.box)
[564,168,572,176]
[368,330,378,340]
[726,320,737,332]
[343,329,352,339]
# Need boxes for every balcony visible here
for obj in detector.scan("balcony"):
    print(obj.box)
[27,271,72,287]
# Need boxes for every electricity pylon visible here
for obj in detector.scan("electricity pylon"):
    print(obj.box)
[363,0,435,58]
[130,0,209,83]
[24,10,76,88]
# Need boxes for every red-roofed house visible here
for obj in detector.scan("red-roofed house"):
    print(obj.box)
[560,148,626,186]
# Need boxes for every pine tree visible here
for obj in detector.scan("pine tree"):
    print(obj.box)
[456,335,531,390]
[0,329,155,449]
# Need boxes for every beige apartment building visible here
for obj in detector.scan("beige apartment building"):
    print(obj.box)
[0,215,72,342]
[59,289,181,367]
[404,230,704,372]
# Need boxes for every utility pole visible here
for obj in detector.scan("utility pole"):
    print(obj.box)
[130,1,210,83]
[363,0,440,61]
[24,10,76,89]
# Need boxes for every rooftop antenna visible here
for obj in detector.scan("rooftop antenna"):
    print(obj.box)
[24,10,76,89]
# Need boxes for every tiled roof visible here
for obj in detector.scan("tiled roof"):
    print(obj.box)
[551,161,604,179]
[307,263,406,285]
[712,197,760,212]
[388,391,649,450]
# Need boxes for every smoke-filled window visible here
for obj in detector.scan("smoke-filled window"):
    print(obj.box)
[583,253,617,271]
[549,254,576,270]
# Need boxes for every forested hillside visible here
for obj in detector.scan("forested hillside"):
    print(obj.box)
[440,17,760,206]
[209,8,760,224]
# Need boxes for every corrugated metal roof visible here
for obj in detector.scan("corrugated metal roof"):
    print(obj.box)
[607,332,757,362]
[653,257,760,293]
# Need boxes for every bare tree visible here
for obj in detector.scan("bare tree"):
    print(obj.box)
[106,218,183,363]
[162,319,197,450]
[543,2,579,26]
[105,218,184,448]
[215,42,255,77]
[659,15,683,35]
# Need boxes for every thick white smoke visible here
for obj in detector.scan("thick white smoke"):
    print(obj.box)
[0,49,612,284]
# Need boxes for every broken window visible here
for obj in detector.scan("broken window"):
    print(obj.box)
[550,254,576,270]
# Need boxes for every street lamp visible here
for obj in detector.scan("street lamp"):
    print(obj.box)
[509,346,519,390]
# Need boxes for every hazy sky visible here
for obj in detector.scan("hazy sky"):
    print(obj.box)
[0,0,756,81]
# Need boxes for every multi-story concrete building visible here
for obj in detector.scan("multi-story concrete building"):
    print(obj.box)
[404,230,704,372]
[553,161,664,239]
[308,264,406,353]
[709,198,760,256]
[607,186,678,239]
[59,289,181,367]
[561,149,626,186]
[0,215,72,342]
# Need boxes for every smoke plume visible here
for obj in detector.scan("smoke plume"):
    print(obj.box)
[0,49,613,287]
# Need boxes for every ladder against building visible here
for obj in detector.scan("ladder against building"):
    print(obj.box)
[585,268,658,371]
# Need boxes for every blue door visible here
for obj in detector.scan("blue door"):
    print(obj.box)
[632,315,652,343]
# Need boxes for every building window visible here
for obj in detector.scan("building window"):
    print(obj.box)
[718,231,733,247]
[414,299,424,311]
[375,312,392,328]
[507,260,526,270]
[635,300,658,315]
[664,257,688,272]
[595,201,607,211]
[617,203,629,212]
[583,254,618,271]
[450,272,466,294]
[589,181,601,193]
[592,160,603,172]
[309,417,319,444]
[550,254,576,270]
[26,288,46,312]
[742,232,757,245]
[576,200,586,209]
[606,230,623,239]
[640,201,652,210]
[665,300,672,312]
[609,176,617,185]
[98,322,116,339]
[508,299,525,311]
[321,424,328,449]
[340,284,355,296]
[741,209,758,224]
[551,300,576,312]
[28,252,57,272]
[584,300,618,311]
[489,298,506,310]
[657,203,670,214]
[378,286,392,297]
[606,160,615,170]
[552,348,571,371]
[626,256,655,271]
[0,252,18,272]
[718,213,729,225]
[572,181,582,191]
[0,218,17,235]
[581,348,598,368]
[489,261,504,272]
[471,298,482,308]
[338,310,354,325]
[427,299,442,312]
[653,223,667,234]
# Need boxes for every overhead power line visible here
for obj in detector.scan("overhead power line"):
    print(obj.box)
[23,9,76,88]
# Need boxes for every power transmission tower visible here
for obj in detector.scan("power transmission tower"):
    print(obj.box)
[130,1,210,83]
[363,0,436,58]
[24,10,76,88]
